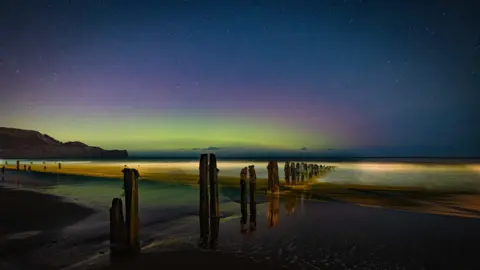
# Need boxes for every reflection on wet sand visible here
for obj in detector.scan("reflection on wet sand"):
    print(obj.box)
[267,195,279,228]
[284,195,297,215]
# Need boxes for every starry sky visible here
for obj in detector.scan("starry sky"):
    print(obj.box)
[1,0,479,157]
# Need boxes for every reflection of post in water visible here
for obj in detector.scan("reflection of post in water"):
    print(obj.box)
[248,165,257,231]
[198,154,209,246]
[209,154,220,249]
[267,195,280,228]
[284,195,297,215]
[240,167,248,233]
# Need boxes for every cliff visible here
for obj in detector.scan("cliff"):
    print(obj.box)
[0,127,128,159]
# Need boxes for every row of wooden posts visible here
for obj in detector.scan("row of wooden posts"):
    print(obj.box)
[7,160,59,172]
[107,157,334,259]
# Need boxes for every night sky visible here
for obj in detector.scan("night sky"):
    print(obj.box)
[1,0,479,157]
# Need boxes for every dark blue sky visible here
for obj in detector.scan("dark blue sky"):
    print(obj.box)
[1,0,479,157]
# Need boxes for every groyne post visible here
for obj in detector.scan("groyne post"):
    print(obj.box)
[273,161,280,192]
[284,162,290,185]
[199,154,209,246]
[122,168,140,254]
[295,162,300,182]
[16,160,19,171]
[110,197,127,259]
[267,161,274,192]
[248,165,257,230]
[209,154,220,249]
[240,167,248,232]
[291,162,296,185]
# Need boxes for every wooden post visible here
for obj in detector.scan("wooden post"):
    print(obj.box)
[300,162,305,183]
[122,168,140,254]
[295,162,300,183]
[209,154,219,249]
[284,162,290,185]
[273,161,280,192]
[248,165,257,231]
[58,163,62,170]
[198,154,209,246]
[23,165,26,171]
[266,161,273,192]
[240,167,248,233]
[110,197,126,259]
[290,162,296,185]
[16,160,19,171]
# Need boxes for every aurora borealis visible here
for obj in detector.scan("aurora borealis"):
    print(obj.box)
[1,0,479,156]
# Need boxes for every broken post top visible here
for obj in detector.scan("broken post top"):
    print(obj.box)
[122,168,141,179]
[248,165,256,182]
[240,167,247,178]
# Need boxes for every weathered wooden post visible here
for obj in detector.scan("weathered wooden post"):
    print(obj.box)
[110,197,126,259]
[300,162,305,183]
[284,162,290,185]
[23,165,26,171]
[290,162,296,185]
[209,154,220,249]
[248,165,257,231]
[296,163,300,184]
[16,160,20,171]
[199,154,209,246]
[58,163,62,170]
[273,161,280,193]
[122,168,140,254]
[240,167,248,232]
[267,161,274,192]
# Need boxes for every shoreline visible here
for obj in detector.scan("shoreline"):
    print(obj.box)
[3,164,480,219]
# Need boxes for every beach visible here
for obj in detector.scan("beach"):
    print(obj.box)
[1,160,480,269]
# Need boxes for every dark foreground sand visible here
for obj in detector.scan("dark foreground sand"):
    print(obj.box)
[103,250,291,270]
[0,187,95,269]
